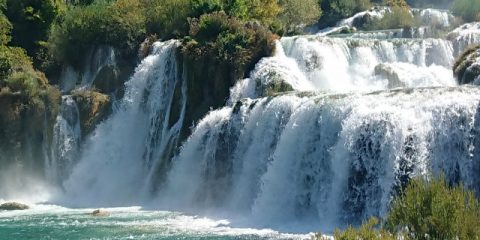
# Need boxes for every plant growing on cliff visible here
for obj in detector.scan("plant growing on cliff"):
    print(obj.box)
[49,0,146,67]
[318,176,480,239]
[3,0,65,58]
[319,0,372,28]
[279,0,322,35]
[185,11,276,71]
[365,0,415,30]
[451,0,480,22]
[385,175,480,239]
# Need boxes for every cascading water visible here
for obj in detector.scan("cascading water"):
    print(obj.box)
[155,25,480,231]
[38,10,480,235]
[59,40,187,206]
[57,46,118,93]
[280,36,456,92]
[46,95,81,185]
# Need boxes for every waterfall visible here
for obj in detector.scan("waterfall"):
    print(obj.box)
[42,11,480,233]
[60,40,186,206]
[158,87,480,230]
[280,36,456,92]
[47,95,81,185]
[155,25,480,231]
[57,45,118,93]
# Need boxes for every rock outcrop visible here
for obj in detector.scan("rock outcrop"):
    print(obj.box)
[90,209,110,217]
[453,45,480,85]
[0,202,29,210]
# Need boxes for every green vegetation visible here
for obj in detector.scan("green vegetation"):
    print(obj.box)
[451,0,480,22]
[49,0,146,67]
[279,0,322,34]
[317,176,480,240]
[363,0,415,31]
[4,0,65,68]
[0,1,60,169]
[453,45,480,85]
[318,0,372,28]
[385,176,480,239]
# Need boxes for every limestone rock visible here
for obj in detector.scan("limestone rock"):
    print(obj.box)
[0,202,29,210]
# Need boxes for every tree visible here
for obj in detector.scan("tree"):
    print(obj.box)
[4,0,65,56]
[224,0,282,27]
[451,0,480,22]
[0,12,11,46]
[279,0,322,34]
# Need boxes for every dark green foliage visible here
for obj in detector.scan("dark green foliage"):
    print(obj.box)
[0,44,60,170]
[179,11,276,140]
[279,0,322,35]
[317,176,480,240]
[49,0,146,67]
[0,12,11,45]
[4,0,65,57]
[385,176,480,239]
[319,0,372,28]
[185,12,276,69]
[451,0,480,22]
[145,0,192,39]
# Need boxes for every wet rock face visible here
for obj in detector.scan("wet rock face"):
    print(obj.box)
[71,90,111,137]
[453,45,480,85]
[0,202,29,210]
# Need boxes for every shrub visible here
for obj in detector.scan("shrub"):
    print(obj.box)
[365,5,415,30]
[451,0,480,22]
[4,0,65,57]
[224,0,281,27]
[319,0,372,28]
[316,176,480,240]
[145,0,193,39]
[279,0,322,35]
[0,12,11,45]
[316,218,396,240]
[49,0,146,67]
[185,11,276,69]
[385,175,480,239]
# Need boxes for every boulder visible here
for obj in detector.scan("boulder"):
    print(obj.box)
[90,209,110,217]
[0,202,29,210]
[374,64,406,89]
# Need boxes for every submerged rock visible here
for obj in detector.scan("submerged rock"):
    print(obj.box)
[0,202,29,210]
[90,209,110,217]
[453,45,480,85]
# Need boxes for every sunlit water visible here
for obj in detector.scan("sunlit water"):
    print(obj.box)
[0,205,311,240]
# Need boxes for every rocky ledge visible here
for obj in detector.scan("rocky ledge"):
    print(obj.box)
[0,202,29,210]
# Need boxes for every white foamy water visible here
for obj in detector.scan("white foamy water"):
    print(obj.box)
[60,40,187,206]
[159,87,480,231]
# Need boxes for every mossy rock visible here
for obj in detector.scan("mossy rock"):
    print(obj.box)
[0,202,29,210]
[258,79,294,97]
[71,90,111,137]
[453,45,480,85]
